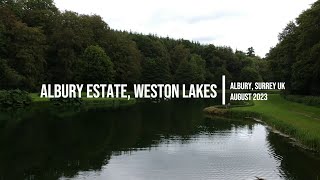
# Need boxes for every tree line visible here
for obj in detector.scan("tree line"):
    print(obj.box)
[0,0,319,96]
[266,1,320,95]
[0,0,267,91]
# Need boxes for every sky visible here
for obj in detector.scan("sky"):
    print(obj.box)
[54,0,316,57]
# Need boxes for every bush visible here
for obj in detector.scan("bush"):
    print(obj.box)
[282,94,320,106]
[203,106,228,116]
[0,89,32,108]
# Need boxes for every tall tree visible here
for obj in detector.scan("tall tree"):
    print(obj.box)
[267,1,320,95]
[174,54,206,84]
[18,0,58,30]
[80,45,114,83]
[0,6,46,90]
[170,44,190,74]
[103,31,141,84]
[246,47,255,57]
[142,57,171,84]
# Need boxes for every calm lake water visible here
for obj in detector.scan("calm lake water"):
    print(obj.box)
[0,100,319,180]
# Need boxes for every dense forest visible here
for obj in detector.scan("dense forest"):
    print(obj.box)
[0,0,319,95]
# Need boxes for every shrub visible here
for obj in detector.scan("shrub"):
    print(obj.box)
[0,89,32,108]
[203,106,228,116]
[282,94,320,106]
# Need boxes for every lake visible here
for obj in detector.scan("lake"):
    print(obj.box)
[0,99,319,180]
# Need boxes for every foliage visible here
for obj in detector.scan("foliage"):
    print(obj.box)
[104,32,141,84]
[174,60,194,84]
[0,59,24,89]
[246,47,255,57]
[141,57,171,83]
[174,54,205,84]
[80,45,115,83]
[240,66,262,82]
[0,89,31,107]
[282,94,320,107]
[170,44,190,74]
[266,1,320,95]
[2,0,318,92]
[0,6,46,90]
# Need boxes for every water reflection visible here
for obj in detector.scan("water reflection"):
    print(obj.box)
[0,100,319,180]
[266,132,320,180]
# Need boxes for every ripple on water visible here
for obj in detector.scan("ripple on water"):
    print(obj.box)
[65,124,289,180]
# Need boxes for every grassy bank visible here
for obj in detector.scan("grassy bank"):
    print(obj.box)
[30,93,136,107]
[231,94,320,151]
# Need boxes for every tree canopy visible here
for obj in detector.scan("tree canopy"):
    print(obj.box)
[1,0,318,95]
[266,1,320,95]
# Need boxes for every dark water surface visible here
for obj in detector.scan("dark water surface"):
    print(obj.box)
[0,100,319,180]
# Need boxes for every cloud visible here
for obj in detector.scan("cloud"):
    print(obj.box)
[54,0,316,57]
[193,36,219,43]
[148,10,243,25]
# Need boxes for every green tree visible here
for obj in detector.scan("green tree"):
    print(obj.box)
[246,47,255,57]
[240,66,262,82]
[175,60,194,84]
[0,6,46,89]
[47,11,94,83]
[103,31,141,84]
[17,0,58,30]
[170,44,190,74]
[174,54,206,84]
[190,54,205,83]
[256,60,271,81]
[80,45,114,83]
[0,0,273,91]
[266,1,320,95]
[0,59,24,89]
[142,57,171,83]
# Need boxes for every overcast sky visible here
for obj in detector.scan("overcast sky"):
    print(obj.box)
[54,0,316,57]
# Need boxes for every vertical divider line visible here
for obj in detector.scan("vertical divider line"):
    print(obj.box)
[222,75,226,105]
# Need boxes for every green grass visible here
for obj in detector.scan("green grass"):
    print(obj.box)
[29,93,136,107]
[232,94,320,150]
[30,93,49,102]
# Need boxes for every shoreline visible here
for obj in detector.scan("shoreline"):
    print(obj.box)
[204,94,320,152]
[250,117,317,153]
